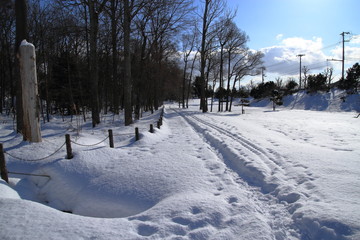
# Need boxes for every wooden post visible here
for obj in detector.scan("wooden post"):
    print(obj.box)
[0,144,9,183]
[135,127,139,141]
[65,134,73,159]
[273,100,276,111]
[19,40,42,142]
[108,129,114,148]
[150,124,154,133]
[157,120,161,129]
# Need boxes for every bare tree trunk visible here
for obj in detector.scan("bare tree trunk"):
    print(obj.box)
[200,0,209,113]
[111,0,120,114]
[186,52,198,108]
[229,77,238,112]
[218,45,224,112]
[225,51,231,111]
[123,0,133,126]
[182,59,188,108]
[15,0,28,135]
[135,34,147,120]
[210,79,216,112]
[88,1,100,127]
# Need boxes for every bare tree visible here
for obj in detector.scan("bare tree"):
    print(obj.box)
[181,24,198,108]
[123,0,132,125]
[186,50,199,108]
[302,65,310,89]
[0,2,15,114]
[199,0,225,112]
[104,0,122,115]
[215,17,230,111]
[137,0,192,111]
[208,52,220,112]
[223,20,247,111]
[228,50,263,111]
[275,77,283,89]
[324,67,334,89]
[59,0,107,127]
[88,0,107,127]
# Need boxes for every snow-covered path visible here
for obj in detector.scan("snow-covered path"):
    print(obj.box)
[168,107,298,239]
[1,100,359,239]
[172,105,360,240]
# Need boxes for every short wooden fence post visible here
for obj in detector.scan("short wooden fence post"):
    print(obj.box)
[150,124,154,133]
[157,120,161,129]
[135,127,139,141]
[108,129,114,148]
[0,144,9,183]
[65,134,73,159]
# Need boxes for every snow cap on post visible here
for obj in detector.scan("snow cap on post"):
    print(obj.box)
[20,39,35,48]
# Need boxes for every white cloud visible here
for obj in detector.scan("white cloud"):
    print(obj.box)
[276,34,283,41]
[349,35,360,44]
[261,37,333,76]
[330,46,360,62]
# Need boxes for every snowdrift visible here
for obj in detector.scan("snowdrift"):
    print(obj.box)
[250,89,360,112]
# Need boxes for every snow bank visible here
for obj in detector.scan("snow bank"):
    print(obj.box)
[0,179,21,199]
[251,89,360,112]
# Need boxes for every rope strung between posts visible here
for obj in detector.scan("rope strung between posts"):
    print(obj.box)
[112,132,134,136]
[70,136,109,147]
[4,141,66,162]
[7,171,51,178]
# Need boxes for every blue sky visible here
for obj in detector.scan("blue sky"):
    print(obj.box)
[220,0,360,82]
[228,0,358,50]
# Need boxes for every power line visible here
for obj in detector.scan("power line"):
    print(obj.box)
[263,40,342,72]
[264,60,330,77]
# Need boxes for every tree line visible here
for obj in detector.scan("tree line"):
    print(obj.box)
[249,62,360,101]
[0,0,263,131]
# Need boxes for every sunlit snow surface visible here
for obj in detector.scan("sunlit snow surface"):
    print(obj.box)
[1,92,359,239]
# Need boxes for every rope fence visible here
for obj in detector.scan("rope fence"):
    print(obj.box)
[4,142,66,162]
[70,136,110,147]
[0,106,166,183]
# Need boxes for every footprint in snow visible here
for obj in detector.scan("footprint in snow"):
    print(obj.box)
[137,224,158,236]
[191,206,202,215]
[227,196,238,204]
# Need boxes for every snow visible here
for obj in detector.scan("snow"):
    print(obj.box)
[1,90,359,240]
[20,39,35,48]
[251,89,360,112]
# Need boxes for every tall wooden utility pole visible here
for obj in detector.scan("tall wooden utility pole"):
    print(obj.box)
[340,32,350,80]
[261,67,266,84]
[297,54,305,89]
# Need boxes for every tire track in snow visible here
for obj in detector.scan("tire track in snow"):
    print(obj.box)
[174,109,318,206]
[170,108,357,240]
[170,108,300,239]
[176,110,286,194]
[192,114,286,178]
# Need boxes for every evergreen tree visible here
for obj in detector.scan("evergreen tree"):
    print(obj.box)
[338,63,360,91]
[307,73,327,93]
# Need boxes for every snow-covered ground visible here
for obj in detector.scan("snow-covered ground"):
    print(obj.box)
[1,91,359,240]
